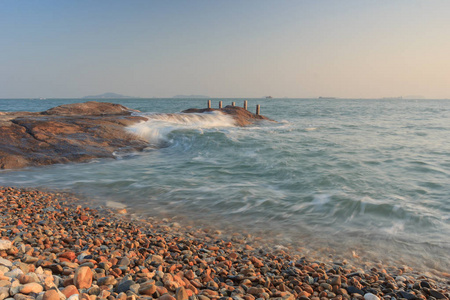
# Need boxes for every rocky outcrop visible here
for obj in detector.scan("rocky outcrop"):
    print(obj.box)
[182,105,273,126]
[0,101,274,170]
[0,102,149,169]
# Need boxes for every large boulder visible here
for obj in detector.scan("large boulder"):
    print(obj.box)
[0,102,149,169]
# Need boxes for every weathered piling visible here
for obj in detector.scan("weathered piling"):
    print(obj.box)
[256,104,261,115]
[207,100,211,109]
[219,101,223,109]
[232,102,236,106]
[244,100,248,110]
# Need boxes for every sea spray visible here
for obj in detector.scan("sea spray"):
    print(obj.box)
[127,111,236,146]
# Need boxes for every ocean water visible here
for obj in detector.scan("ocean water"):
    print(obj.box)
[1,98,449,272]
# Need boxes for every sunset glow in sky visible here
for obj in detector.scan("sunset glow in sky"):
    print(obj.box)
[1,0,449,98]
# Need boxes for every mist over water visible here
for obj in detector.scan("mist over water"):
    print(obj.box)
[1,98,449,272]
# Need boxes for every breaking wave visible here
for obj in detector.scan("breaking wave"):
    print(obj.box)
[127,111,236,146]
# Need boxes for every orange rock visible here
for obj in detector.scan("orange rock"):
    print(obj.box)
[43,290,60,300]
[175,286,189,300]
[159,294,176,300]
[138,283,157,296]
[61,285,79,298]
[74,266,93,289]
[59,251,76,261]
[20,282,44,294]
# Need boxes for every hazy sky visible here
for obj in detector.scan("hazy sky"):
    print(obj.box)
[1,0,449,98]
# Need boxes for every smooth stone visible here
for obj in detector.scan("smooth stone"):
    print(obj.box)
[115,280,135,293]
[97,276,116,286]
[0,241,12,251]
[20,283,43,294]
[429,290,447,299]
[364,293,380,300]
[74,267,93,289]
[13,294,35,300]
[175,287,188,300]
[0,287,10,300]
[330,276,341,286]
[138,284,157,296]
[347,286,364,296]
[42,290,61,300]
[61,286,79,298]
[67,295,79,300]
[5,269,23,279]
[0,259,12,268]
[397,291,417,300]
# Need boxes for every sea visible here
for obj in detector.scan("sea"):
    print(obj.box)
[1,98,449,274]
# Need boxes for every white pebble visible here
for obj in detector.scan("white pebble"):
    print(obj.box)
[0,240,12,251]
[364,293,380,300]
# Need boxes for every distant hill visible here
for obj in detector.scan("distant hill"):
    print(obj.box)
[172,95,209,99]
[83,92,134,99]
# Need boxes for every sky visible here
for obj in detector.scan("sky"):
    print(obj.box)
[1,0,449,99]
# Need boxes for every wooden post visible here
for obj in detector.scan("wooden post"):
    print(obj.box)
[244,100,248,110]
[207,100,211,109]
[256,104,261,115]
[219,101,223,109]
[232,102,236,106]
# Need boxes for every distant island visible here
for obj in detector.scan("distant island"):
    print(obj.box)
[172,95,209,98]
[83,92,134,99]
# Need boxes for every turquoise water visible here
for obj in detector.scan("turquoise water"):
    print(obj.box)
[1,98,449,271]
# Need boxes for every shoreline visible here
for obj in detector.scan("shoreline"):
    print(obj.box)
[0,186,449,300]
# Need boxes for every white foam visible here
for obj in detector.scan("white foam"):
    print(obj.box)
[127,112,236,146]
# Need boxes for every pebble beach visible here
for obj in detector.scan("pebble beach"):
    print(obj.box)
[0,186,448,300]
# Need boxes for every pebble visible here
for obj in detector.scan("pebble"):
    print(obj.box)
[364,293,380,300]
[0,186,447,300]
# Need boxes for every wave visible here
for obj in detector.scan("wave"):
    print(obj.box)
[127,111,236,146]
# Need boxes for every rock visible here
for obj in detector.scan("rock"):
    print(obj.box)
[59,252,76,262]
[182,106,274,127]
[0,241,12,251]
[138,284,157,296]
[97,276,116,286]
[5,269,23,279]
[0,102,148,170]
[347,286,364,296]
[13,294,35,300]
[0,287,10,300]
[61,285,79,298]
[115,280,135,293]
[67,295,79,300]
[331,276,341,286]
[175,287,189,300]
[19,283,43,294]
[247,288,265,295]
[429,290,448,299]
[159,294,176,300]
[147,255,164,265]
[0,259,12,268]
[364,293,380,300]
[42,290,61,300]
[397,291,417,300]
[74,267,93,289]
